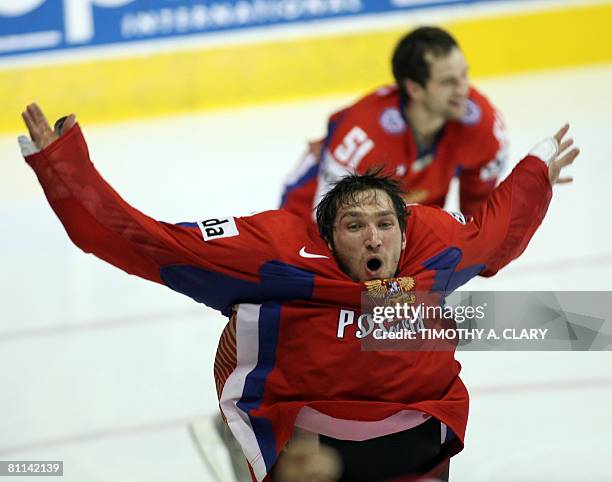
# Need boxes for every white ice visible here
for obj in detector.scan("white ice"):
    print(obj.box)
[1,64,611,481]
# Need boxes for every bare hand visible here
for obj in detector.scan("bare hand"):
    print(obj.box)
[274,441,341,482]
[549,123,580,184]
[22,103,75,151]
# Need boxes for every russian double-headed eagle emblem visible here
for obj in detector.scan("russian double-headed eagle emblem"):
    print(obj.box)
[364,276,416,304]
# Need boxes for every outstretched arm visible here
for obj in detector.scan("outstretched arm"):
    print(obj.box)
[426,125,580,284]
[21,105,164,284]
[20,104,280,312]
[450,124,579,278]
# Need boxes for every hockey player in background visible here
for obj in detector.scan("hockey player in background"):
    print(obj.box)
[20,103,577,482]
[281,26,508,220]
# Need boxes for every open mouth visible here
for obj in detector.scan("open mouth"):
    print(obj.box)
[366,256,383,273]
[449,98,466,110]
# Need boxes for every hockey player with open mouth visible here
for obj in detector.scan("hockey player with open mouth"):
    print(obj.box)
[19,103,577,482]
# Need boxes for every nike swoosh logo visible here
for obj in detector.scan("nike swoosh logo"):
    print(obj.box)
[299,246,329,259]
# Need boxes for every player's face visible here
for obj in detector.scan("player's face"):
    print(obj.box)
[330,190,406,282]
[421,47,470,120]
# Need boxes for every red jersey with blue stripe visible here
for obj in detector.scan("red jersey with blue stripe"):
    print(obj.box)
[25,124,550,482]
[281,84,508,219]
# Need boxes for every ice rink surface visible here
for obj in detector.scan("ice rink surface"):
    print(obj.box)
[1,63,612,481]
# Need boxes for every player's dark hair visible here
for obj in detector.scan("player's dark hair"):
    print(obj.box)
[392,26,459,103]
[316,169,407,247]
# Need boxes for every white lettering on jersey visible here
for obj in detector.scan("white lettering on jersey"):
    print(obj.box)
[333,126,374,169]
[480,157,504,181]
[311,149,352,220]
[197,217,239,241]
[356,314,375,339]
[336,309,375,339]
[481,110,509,181]
[337,309,354,338]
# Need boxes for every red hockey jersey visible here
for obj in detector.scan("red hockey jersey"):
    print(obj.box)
[25,124,551,482]
[281,85,508,219]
